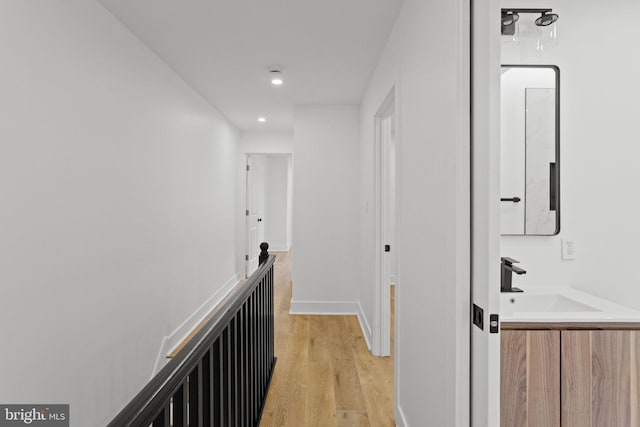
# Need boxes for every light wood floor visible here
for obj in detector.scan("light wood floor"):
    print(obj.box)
[260,251,395,427]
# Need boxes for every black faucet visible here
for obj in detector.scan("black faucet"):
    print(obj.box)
[501,257,526,292]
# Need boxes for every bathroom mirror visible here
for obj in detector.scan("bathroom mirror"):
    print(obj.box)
[500,65,560,235]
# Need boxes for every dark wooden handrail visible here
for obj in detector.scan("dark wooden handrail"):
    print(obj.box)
[108,245,276,427]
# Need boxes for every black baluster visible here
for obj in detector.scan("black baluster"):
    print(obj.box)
[230,316,237,426]
[188,365,200,427]
[222,328,230,426]
[152,404,170,427]
[200,352,211,426]
[213,339,222,425]
[173,382,187,427]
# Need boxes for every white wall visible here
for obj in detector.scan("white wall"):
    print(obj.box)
[265,156,291,251]
[291,106,360,312]
[501,0,640,309]
[358,0,470,425]
[241,131,294,154]
[0,1,241,425]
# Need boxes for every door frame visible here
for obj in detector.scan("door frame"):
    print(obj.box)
[373,87,397,357]
[471,0,502,425]
[245,154,262,278]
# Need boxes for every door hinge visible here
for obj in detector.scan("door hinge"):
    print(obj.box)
[245,254,249,261]
[246,209,249,216]
[246,164,250,171]
[490,314,499,334]
[384,244,391,252]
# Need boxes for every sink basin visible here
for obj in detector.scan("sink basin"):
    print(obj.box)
[501,294,600,314]
[499,287,640,323]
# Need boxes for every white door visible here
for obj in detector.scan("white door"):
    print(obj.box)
[246,155,262,277]
[471,0,501,425]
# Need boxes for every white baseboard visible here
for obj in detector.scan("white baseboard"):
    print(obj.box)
[151,272,240,376]
[289,300,360,315]
[356,302,372,351]
[396,404,409,427]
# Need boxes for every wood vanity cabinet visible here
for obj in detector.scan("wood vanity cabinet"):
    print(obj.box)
[501,327,640,427]
[501,330,561,427]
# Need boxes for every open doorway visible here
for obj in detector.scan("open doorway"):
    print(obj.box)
[245,153,293,277]
[373,88,397,357]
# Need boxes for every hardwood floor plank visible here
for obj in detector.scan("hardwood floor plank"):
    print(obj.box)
[352,350,394,427]
[336,410,371,427]
[305,361,338,427]
[332,358,367,411]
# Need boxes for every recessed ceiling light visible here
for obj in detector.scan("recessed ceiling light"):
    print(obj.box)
[258,117,266,123]
[269,69,284,86]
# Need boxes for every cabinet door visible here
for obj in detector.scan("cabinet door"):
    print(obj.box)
[500,330,560,427]
[561,330,640,427]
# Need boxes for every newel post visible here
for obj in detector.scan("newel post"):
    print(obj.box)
[259,242,269,265]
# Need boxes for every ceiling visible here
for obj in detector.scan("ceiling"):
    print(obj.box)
[97,0,404,131]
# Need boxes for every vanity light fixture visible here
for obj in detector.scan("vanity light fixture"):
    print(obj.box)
[501,8,559,35]
[258,117,266,123]
[501,10,520,35]
[535,11,559,27]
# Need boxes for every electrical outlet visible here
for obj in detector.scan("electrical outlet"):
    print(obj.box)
[562,238,576,260]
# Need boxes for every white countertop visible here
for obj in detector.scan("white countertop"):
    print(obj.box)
[500,286,640,323]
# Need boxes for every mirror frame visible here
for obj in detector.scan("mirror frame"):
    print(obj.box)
[501,64,560,236]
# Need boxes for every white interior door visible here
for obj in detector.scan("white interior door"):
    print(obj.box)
[471,0,502,425]
[246,155,261,277]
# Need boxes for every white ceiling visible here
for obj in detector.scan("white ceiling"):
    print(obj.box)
[97,0,404,131]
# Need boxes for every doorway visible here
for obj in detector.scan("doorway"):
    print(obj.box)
[373,88,397,357]
[245,153,293,277]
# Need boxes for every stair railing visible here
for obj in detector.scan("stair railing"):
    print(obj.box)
[108,243,276,427]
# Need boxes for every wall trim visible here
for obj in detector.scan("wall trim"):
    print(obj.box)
[357,302,373,351]
[151,336,169,379]
[268,244,291,252]
[396,405,409,427]
[289,300,360,315]
[151,272,241,376]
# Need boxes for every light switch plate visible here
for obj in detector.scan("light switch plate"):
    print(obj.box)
[562,238,576,260]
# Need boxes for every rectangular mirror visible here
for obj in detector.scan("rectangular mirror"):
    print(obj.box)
[500,65,560,235]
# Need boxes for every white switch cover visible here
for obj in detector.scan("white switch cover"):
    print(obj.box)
[562,238,576,260]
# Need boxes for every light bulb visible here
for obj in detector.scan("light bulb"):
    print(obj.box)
[270,70,284,86]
